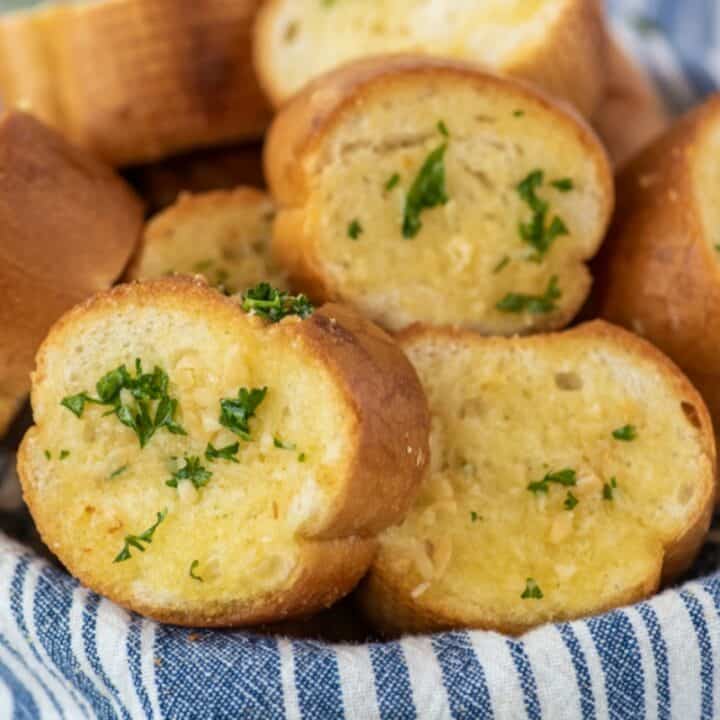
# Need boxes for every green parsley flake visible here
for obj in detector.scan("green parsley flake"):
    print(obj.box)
[205,442,240,463]
[274,437,297,451]
[219,387,267,440]
[470,511,480,523]
[493,256,510,274]
[59,450,70,460]
[166,457,212,490]
[385,173,400,191]
[437,120,449,137]
[298,453,307,462]
[603,477,618,501]
[551,178,574,192]
[527,468,577,495]
[564,491,579,511]
[113,509,167,563]
[348,219,363,240]
[109,465,128,479]
[189,560,203,582]
[521,578,543,600]
[44,450,51,460]
[241,283,314,323]
[513,109,525,117]
[402,144,449,238]
[496,276,561,315]
[612,425,637,441]
[516,170,569,260]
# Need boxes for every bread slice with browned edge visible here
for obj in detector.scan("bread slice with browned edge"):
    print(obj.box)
[265,56,614,334]
[127,188,287,295]
[592,40,668,168]
[254,0,608,118]
[359,321,716,636]
[0,111,142,438]
[18,277,430,627]
[0,0,271,166]
[596,95,720,470]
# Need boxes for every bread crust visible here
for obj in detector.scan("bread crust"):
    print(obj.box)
[0,0,271,166]
[595,95,720,464]
[359,320,716,636]
[18,276,429,626]
[265,55,614,332]
[253,0,608,117]
[0,111,142,438]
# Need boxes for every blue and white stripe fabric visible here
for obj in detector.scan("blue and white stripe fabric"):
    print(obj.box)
[2,1,720,718]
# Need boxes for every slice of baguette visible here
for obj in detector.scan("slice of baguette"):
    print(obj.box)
[0,0,271,166]
[359,321,716,636]
[265,56,614,334]
[596,95,720,465]
[18,277,430,627]
[592,40,668,169]
[0,111,143,438]
[127,189,286,295]
[254,0,608,117]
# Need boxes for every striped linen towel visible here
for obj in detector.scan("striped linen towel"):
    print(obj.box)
[2,1,720,718]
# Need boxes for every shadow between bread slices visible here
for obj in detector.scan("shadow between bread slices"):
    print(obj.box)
[17,277,430,627]
[265,55,614,336]
[357,321,716,636]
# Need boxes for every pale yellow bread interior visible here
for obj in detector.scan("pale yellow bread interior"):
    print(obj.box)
[692,105,720,253]
[361,322,716,635]
[129,188,286,295]
[19,279,392,626]
[268,63,613,334]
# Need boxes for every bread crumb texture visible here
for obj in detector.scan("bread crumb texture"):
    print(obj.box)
[362,321,716,635]
[19,278,429,626]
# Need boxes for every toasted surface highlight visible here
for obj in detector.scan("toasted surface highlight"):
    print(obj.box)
[128,188,286,295]
[254,0,608,117]
[19,277,429,626]
[266,57,613,334]
[360,321,716,635]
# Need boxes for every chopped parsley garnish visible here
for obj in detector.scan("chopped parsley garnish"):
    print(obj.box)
[516,170,569,260]
[527,468,577,495]
[241,283,314,322]
[603,477,618,501]
[437,120,449,137]
[109,465,128,479]
[385,173,400,191]
[274,437,297,451]
[44,450,51,460]
[496,276,561,315]
[551,178,574,192]
[61,360,186,448]
[564,491,579,511]
[298,453,307,462]
[59,450,70,460]
[205,442,240,463]
[493,255,510,274]
[513,109,525,117]
[715,244,720,253]
[470,511,480,523]
[402,144,449,238]
[113,509,167,563]
[219,387,267,440]
[612,425,637,442]
[521,578,543,600]
[166,456,213,490]
[348,219,363,240]
[189,560,203,582]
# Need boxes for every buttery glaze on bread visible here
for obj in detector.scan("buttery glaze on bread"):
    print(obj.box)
[254,0,608,117]
[0,111,142,438]
[265,56,614,334]
[359,321,716,636]
[0,0,271,166]
[127,188,286,294]
[18,277,429,626]
[596,95,720,461]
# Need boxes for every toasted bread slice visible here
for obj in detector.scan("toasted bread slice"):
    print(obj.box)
[359,321,716,636]
[596,95,720,465]
[592,40,668,168]
[254,0,608,117]
[0,0,271,166]
[18,277,429,626]
[0,111,142,438]
[127,189,286,295]
[265,57,614,334]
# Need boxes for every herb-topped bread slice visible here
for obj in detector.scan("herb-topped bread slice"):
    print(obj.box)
[18,277,429,627]
[254,0,608,117]
[359,321,716,635]
[127,188,287,295]
[265,56,614,334]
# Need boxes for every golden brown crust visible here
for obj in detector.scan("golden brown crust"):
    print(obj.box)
[0,111,142,440]
[359,320,716,636]
[595,95,720,465]
[0,0,271,166]
[592,39,668,168]
[253,0,609,117]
